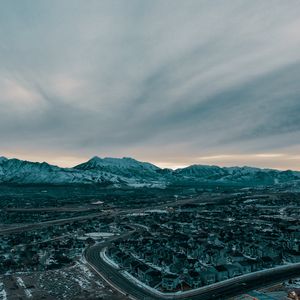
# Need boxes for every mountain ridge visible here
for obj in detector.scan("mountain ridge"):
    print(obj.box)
[0,156,299,187]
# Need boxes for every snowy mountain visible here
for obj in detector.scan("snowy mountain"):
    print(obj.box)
[174,165,227,180]
[0,156,299,186]
[0,158,127,185]
[75,156,161,179]
[175,164,300,185]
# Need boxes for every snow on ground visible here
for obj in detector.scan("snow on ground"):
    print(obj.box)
[0,282,7,300]
[243,199,258,204]
[76,262,104,288]
[11,262,123,300]
[101,248,120,269]
[86,232,115,238]
[91,201,104,205]
[16,277,32,298]
[145,209,168,214]
[61,268,90,290]
[77,232,116,240]
[126,182,166,188]
[125,212,149,217]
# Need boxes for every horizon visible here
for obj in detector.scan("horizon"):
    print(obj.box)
[1,2,300,171]
[1,153,299,172]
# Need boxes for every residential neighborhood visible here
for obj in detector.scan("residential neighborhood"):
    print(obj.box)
[106,194,300,292]
[0,186,299,299]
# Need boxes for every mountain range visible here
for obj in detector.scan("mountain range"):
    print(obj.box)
[0,156,299,187]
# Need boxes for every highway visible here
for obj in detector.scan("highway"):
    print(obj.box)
[0,211,111,235]
[0,194,220,235]
[85,233,300,300]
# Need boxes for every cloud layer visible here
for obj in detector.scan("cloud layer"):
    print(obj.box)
[1,1,300,169]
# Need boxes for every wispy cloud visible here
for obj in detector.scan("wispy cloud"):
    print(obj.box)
[0,1,300,169]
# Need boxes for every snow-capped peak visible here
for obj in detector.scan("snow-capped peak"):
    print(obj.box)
[76,156,159,172]
[0,156,8,164]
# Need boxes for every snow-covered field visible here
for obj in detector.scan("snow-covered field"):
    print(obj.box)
[0,262,123,300]
[0,282,7,300]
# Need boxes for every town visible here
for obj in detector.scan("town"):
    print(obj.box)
[0,185,299,299]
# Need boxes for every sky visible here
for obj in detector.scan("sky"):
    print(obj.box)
[1,1,300,170]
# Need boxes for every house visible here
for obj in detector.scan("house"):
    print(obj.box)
[236,261,252,274]
[162,274,181,291]
[186,270,202,288]
[108,248,121,260]
[152,255,163,266]
[121,254,132,268]
[173,253,187,264]
[137,264,151,281]
[230,251,245,263]
[285,250,300,263]
[187,258,198,269]
[261,256,274,268]
[129,260,142,273]
[224,264,242,278]
[170,261,184,274]
[144,270,162,287]
[215,265,229,281]
[200,270,216,285]
[144,250,153,262]
[246,259,261,272]
[114,252,125,264]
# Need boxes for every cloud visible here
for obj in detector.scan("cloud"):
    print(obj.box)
[0,1,300,169]
[0,78,43,109]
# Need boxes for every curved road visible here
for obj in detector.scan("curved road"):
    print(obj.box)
[85,234,300,300]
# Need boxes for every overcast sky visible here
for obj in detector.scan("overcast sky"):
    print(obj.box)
[1,1,300,170]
